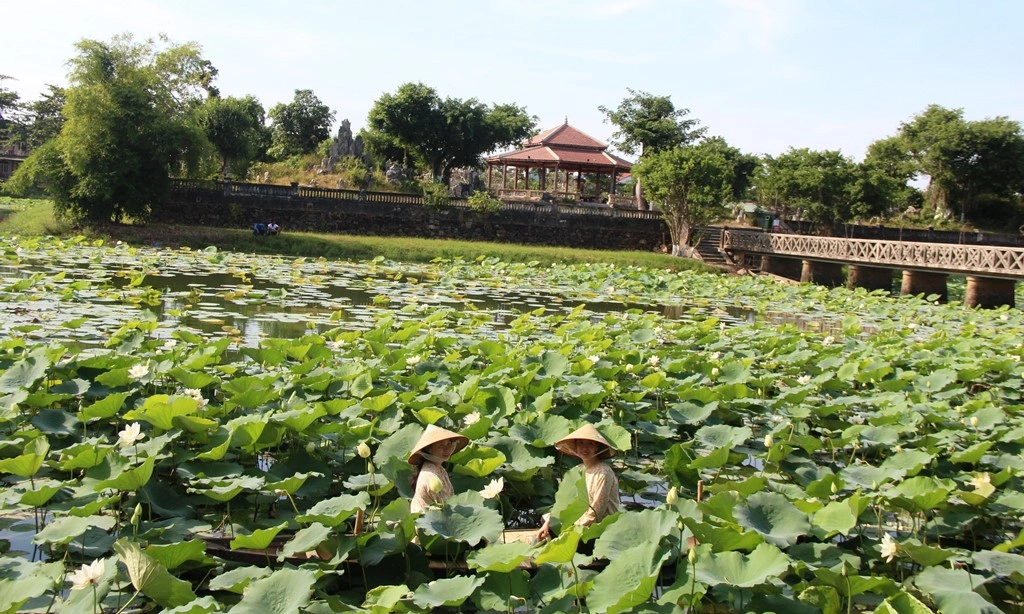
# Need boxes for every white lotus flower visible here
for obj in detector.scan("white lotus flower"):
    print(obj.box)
[710,367,719,378]
[970,472,991,490]
[587,355,601,364]
[763,434,774,448]
[665,487,678,506]
[709,352,721,361]
[70,558,105,590]
[822,335,835,347]
[481,477,504,500]
[463,411,481,426]
[118,423,145,447]
[357,442,372,459]
[880,533,898,563]
[647,356,661,367]
[183,388,208,408]
[128,364,149,379]
[406,355,421,367]
[162,339,178,350]
[798,374,812,386]
[624,364,634,373]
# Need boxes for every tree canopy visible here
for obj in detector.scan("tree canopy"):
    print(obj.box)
[363,82,536,182]
[634,138,749,252]
[197,95,270,177]
[7,34,215,223]
[267,89,335,158]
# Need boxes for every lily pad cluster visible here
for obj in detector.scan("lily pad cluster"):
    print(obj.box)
[0,235,1023,612]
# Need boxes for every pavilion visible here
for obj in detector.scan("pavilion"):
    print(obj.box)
[485,120,634,206]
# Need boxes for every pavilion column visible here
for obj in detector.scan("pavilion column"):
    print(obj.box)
[487,165,493,191]
[965,276,1016,308]
[514,167,520,190]
[502,164,507,189]
[900,270,948,303]
[539,168,547,190]
[801,260,845,288]
[610,171,617,196]
[576,173,583,199]
[847,265,894,292]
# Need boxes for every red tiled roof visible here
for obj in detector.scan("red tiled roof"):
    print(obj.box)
[486,122,632,171]
[525,123,608,150]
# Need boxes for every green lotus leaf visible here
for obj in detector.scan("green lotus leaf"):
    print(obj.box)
[719,360,751,384]
[363,584,412,613]
[971,550,1024,581]
[630,328,657,344]
[281,522,332,559]
[272,405,328,432]
[467,540,532,572]
[350,372,374,398]
[856,426,900,446]
[416,502,503,546]
[913,368,959,393]
[900,539,956,567]
[813,567,899,597]
[0,560,64,614]
[588,541,672,613]
[145,539,209,570]
[913,567,1000,614]
[880,449,935,476]
[951,441,992,464]
[667,400,716,424]
[19,479,65,507]
[550,465,588,527]
[533,527,582,564]
[172,414,218,434]
[452,446,506,478]
[413,575,485,609]
[873,591,935,614]
[0,353,50,393]
[160,596,221,614]
[78,392,130,421]
[472,569,531,612]
[124,394,198,430]
[886,476,956,512]
[265,471,322,495]
[166,367,218,390]
[195,427,231,461]
[221,375,279,408]
[694,424,752,449]
[297,492,371,527]
[0,436,48,478]
[734,491,810,548]
[797,585,842,613]
[207,565,272,593]
[375,423,422,467]
[689,445,731,470]
[594,508,676,560]
[190,475,264,502]
[694,542,789,588]
[811,494,866,538]
[841,464,900,489]
[230,523,288,550]
[227,567,317,614]
[509,413,573,447]
[112,539,196,607]
[96,456,156,491]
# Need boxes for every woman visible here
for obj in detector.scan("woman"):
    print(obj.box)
[537,423,620,540]
[408,424,469,513]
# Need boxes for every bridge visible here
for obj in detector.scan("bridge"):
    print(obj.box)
[720,228,1024,308]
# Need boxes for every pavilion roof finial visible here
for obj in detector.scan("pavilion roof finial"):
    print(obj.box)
[564,116,568,125]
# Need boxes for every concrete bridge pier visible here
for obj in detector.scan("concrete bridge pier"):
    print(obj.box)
[801,260,845,287]
[760,256,802,281]
[848,265,895,292]
[965,276,1016,308]
[901,270,948,303]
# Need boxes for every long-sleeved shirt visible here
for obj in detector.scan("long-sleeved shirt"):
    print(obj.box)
[576,462,620,526]
[410,462,454,514]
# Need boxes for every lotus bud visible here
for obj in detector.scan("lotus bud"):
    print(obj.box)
[764,434,774,448]
[367,461,375,473]
[427,473,443,494]
[831,482,839,494]
[130,503,142,529]
[357,442,372,458]
[688,547,696,564]
[666,487,678,506]
[970,416,979,428]
[305,442,316,453]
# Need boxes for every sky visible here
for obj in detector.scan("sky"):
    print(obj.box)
[4,0,1023,162]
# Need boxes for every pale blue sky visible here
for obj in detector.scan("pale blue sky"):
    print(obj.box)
[5,0,1022,161]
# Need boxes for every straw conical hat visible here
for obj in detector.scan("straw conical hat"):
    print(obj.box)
[408,424,469,465]
[555,423,615,460]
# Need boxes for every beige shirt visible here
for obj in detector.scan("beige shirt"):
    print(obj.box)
[576,462,620,526]
[410,462,454,514]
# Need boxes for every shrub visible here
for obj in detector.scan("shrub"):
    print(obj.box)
[466,191,503,214]
[420,180,450,208]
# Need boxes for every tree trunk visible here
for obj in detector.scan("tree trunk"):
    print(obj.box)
[635,179,648,210]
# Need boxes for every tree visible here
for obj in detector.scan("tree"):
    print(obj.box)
[196,95,270,177]
[7,34,215,223]
[22,85,67,150]
[633,138,739,253]
[599,89,706,209]
[898,105,1024,221]
[0,75,24,150]
[755,148,861,235]
[267,89,335,158]
[363,82,536,183]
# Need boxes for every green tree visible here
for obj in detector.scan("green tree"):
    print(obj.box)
[7,34,215,223]
[0,75,25,150]
[599,89,706,210]
[196,95,270,177]
[363,82,535,183]
[22,85,67,150]
[633,139,738,253]
[267,89,335,158]
[899,104,1024,222]
[755,148,862,235]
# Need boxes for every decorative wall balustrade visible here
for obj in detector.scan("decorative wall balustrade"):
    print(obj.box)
[723,229,1024,279]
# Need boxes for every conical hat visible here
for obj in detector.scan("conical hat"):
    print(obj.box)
[555,423,615,460]
[408,424,469,465]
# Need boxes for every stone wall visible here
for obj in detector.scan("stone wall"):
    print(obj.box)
[159,183,669,251]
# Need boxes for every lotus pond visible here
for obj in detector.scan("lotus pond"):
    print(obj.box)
[1,235,1023,613]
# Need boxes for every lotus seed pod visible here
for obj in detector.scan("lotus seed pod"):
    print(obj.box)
[666,487,678,506]
[357,442,372,458]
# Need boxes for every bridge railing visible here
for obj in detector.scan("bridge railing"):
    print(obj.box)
[722,229,1024,279]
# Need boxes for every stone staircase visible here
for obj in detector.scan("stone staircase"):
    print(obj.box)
[693,226,733,268]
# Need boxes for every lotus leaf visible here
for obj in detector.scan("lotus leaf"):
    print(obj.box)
[96,456,156,491]
[467,541,532,572]
[114,539,197,608]
[230,523,288,550]
[207,565,273,593]
[593,508,677,560]
[297,492,371,527]
[145,539,209,569]
[281,523,333,559]
[734,491,810,547]
[472,569,531,612]
[913,567,1000,614]
[227,567,317,614]
[813,567,899,597]
[873,591,936,614]
[0,354,49,393]
[509,413,573,447]
[124,394,199,430]
[416,502,503,546]
[0,560,63,614]
[588,541,672,613]
[160,596,222,614]
[971,550,1024,582]
[694,542,789,588]
[0,436,48,478]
